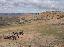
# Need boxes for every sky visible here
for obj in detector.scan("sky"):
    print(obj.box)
[0,0,64,13]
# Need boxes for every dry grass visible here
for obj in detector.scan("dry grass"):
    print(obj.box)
[0,11,64,47]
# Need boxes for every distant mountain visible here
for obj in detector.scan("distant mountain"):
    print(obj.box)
[0,13,37,16]
[0,13,25,16]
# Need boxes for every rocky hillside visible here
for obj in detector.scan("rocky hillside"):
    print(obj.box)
[39,11,64,25]
[0,11,64,26]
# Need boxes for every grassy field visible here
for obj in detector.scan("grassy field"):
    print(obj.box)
[0,20,64,47]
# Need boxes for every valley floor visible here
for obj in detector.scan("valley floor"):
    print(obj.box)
[0,20,64,47]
